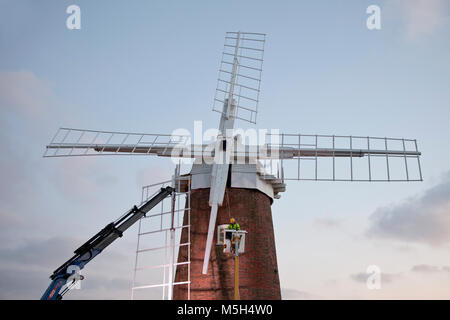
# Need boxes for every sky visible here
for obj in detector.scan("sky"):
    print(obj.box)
[0,0,449,299]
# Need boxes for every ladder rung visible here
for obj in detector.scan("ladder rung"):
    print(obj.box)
[137,242,190,253]
[138,225,190,236]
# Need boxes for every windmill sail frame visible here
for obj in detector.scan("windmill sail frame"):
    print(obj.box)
[212,32,266,124]
[261,132,422,182]
[44,127,190,157]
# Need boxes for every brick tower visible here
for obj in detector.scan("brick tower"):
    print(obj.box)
[173,164,283,300]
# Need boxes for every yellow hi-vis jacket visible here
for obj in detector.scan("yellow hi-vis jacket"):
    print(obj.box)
[227,223,240,231]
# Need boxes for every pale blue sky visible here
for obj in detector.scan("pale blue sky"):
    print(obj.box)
[0,0,450,299]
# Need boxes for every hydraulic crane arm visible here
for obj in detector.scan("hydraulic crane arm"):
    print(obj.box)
[41,186,174,300]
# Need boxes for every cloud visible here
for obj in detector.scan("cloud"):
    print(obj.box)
[350,272,401,284]
[0,69,80,132]
[0,267,50,299]
[281,288,322,300]
[411,264,450,274]
[0,265,132,300]
[0,122,38,206]
[0,236,134,299]
[388,0,450,38]
[348,265,450,299]
[0,236,80,299]
[314,218,342,228]
[0,70,83,206]
[0,70,56,118]
[0,209,26,231]
[0,236,78,269]
[351,264,450,283]
[49,158,118,203]
[366,172,450,246]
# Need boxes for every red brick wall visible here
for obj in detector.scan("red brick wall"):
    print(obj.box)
[173,187,281,300]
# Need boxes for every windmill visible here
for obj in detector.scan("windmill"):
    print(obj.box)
[44,31,422,300]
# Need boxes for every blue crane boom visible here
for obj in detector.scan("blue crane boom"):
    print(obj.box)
[41,186,175,300]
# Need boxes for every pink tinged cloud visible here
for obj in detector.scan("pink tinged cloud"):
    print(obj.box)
[0,70,55,118]
[392,0,450,38]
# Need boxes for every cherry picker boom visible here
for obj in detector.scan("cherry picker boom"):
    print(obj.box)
[41,186,175,300]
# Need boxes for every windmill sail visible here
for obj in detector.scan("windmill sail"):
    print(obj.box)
[260,133,422,182]
[213,32,266,124]
[44,128,191,158]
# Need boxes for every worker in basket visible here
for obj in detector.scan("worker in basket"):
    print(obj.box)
[227,217,240,231]
[223,218,241,252]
